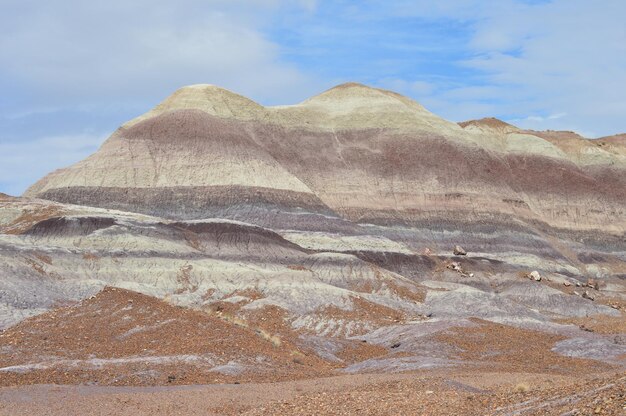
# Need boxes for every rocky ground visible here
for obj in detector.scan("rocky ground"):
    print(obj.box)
[0,287,335,386]
[0,371,623,415]
[243,373,626,416]
[0,286,624,415]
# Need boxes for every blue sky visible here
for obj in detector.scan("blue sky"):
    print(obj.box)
[1,0,625,195]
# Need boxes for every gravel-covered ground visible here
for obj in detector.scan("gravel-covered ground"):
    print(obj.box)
[0,371,623,415]
[0,286,624,415]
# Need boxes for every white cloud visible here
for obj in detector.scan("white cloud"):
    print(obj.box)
[0,133,106,196]
[0,0,321,106]
[547,113,567,120]
[459,0,626,136]
[511,112,567,123]
[367,0,626,136]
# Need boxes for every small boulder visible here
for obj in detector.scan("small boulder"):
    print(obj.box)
[563,281,571,287]
[581,291,595,301]
[453,245,467,256]
[447,261,462,271]
[528,271,542,281]
[586,279,599,290]
[447,261,471,277]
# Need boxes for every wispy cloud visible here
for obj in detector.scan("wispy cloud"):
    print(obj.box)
[0,0,322,106]
[0,133,106,196]
[458,0,626,135]
[351,0,626,136]
[511,112,567,123]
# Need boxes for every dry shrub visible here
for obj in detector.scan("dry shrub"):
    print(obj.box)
[513,382,531,393]
[218,313,249,329]
[256,328,282,347]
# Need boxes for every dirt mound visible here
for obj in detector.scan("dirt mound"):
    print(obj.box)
[598,133,626,143]
[171,220,308,253]
[0,287,333,386]
[521,129,586,141]
[23,216,117,236]
[458,117,518,130]
[434,318,615,374]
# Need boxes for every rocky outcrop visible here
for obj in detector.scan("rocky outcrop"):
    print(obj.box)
[453,245,467,256]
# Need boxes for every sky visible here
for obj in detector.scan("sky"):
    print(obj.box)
[1,0,625,195]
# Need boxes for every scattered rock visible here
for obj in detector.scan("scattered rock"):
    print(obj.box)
[446,261,471,277]
[563,281,571,287]
[453,245,467,256]
[582,291,595,301]
[448,261,462,272]
[586,279,599,290]
[528,271,542,281]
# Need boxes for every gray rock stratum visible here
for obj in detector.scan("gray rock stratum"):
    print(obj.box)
[1,83,624,385]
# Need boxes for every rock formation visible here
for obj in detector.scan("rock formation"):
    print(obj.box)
[1,83,624,389]
[25,84,626,257]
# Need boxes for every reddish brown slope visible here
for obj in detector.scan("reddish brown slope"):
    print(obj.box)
[0,287,333,386]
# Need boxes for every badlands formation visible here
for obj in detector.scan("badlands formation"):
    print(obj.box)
[1,83,625,415]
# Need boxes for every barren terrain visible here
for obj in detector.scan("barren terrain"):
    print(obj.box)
[0,83,624,415]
